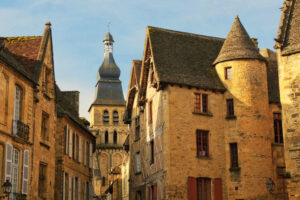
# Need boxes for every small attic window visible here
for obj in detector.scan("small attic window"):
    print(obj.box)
[225,67,232,80]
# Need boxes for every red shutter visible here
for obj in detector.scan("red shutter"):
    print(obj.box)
[214,178,222,200]
[153,183,157,200]
[147,186,151,200]
[188,177,197,200]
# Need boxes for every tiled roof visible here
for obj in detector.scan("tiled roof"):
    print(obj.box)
[148,26,226,91]
[214,16,265,65]
[3,36,42,74]
[275,0,300,55]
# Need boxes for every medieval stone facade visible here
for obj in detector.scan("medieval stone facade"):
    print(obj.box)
[124,16,288,200]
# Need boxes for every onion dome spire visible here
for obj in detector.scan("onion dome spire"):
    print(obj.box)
[213,16,265,65]
[97,32,120,81]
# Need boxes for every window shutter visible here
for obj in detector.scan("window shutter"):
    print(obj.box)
[84,181,87,200]
[188,177,197,200]
[89,143,93,169]
[73,177,76,200]
[68,175,72,200]
[78,178,81,200]
[69,129,73,158]
[65,125,69,154]
[84,141,87,166]
[63,172,65,200]
[153,183,157,200]
[214,178,223,200]
[22,149,29,194]
[5,142,13,182]
[147,186,151,200]
[79,136,82,163]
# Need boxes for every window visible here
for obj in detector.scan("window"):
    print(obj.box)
[12,148,19,194]
[225,67,232,79]
[73,133,76,160]
[226,99,234,116]
[102,177,106,186]
[41,112,49,141]
[230,143,239,169]
[136,191,142,200]
[136,151,141,173]
[149,101,153,124]
[113,111,119,125]
[135,116,140,140]
[64,125,69,154]
[150,140,154,165]
[13,85,23,121]
[105,131,109,144]
[273,113,283,144]
[113,131,117,144]
[38,162,47,198]
[194,93,208,113]
[196,130,209,157]
[197,178,211,200]
[147,184,157,200]
[103,110,109,124]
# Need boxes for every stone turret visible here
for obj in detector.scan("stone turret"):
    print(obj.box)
[214,16,273,199]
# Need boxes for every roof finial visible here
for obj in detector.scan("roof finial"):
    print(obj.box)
[45,21,51,27]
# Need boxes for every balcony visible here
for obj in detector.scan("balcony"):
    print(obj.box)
[12,120,29,141]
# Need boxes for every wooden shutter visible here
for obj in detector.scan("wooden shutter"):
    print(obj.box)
[22,149,29,194]
[214,178,222,200]
[188,177,197,200]
[63,172,65,200]
[73,177,76,200]
[68,175,72,200]
[5,142,13,182]
[84,141,87,166]
[78,178,81,200]
[147,186,151,200]
[79,136,82,163]
[69,129,73,158]
[153,183,157,200]
[89,143,93,168]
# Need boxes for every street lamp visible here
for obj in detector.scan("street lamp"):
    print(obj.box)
[0,180,12,199]
[265,178,275,193]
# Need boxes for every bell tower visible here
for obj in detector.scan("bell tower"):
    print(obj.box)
[89,32,128,198]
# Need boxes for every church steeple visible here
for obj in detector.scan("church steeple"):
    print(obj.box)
[91,32,125,107]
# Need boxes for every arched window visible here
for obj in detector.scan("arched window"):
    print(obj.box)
[103,110,109,124]
[14,85,23,121]
[113,131,117,144]
[105,131,108,144]
[113,111,119,125]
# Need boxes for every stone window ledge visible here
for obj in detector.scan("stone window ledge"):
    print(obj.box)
[226,115,236,120]
[229,167,241,172]
[192,112,213,117]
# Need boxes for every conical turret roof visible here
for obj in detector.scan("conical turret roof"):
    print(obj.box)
[213,16,265,65]
[103,32,114,42]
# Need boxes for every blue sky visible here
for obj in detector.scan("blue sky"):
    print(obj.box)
[0,0,283,119]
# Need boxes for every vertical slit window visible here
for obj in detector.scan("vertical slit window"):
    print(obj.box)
[105,131,108,144]
[230,143,239,169]
[273,113,283,144]
[113,131,117,144]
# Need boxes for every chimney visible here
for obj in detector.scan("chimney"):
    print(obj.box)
[251,38,259,50]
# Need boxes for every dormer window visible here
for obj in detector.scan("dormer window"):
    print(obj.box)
[103,110,109,124]
[225,67,232,80]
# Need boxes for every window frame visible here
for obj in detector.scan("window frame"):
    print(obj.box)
[194,93,209,114]
[150,140,154,165]
[113,111,119,125]
[196,177,211,200]
[225,67,232,80]
[103,110,109,125]
[136,151,141,174]
[135,116,140,140]
[226,99,234,117]
[149,101,153,124]
[113,131,117,144]
[13,84,23,121]
[196,130,209,158]
[41,112,49,141]
[273,113,283,144]
[105,131,109,144]
[230,143,239,170]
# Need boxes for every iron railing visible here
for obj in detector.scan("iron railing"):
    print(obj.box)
[12,120,29,141]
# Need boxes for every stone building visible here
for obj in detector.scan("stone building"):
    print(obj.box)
[55,86,95,200]
[275,0,300,199]
[89,32,129,199]
[0,22,57,199]
[124,17,287,200]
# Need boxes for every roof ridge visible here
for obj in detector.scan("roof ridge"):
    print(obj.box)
[147,26,225,41]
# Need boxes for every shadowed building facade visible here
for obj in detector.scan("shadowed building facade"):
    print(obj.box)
[89,32,129,200]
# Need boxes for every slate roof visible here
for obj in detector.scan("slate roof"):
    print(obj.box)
[260,49,280,103]
[275,0,300,55]
[148,26,226,91]
[213,16,265,65]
